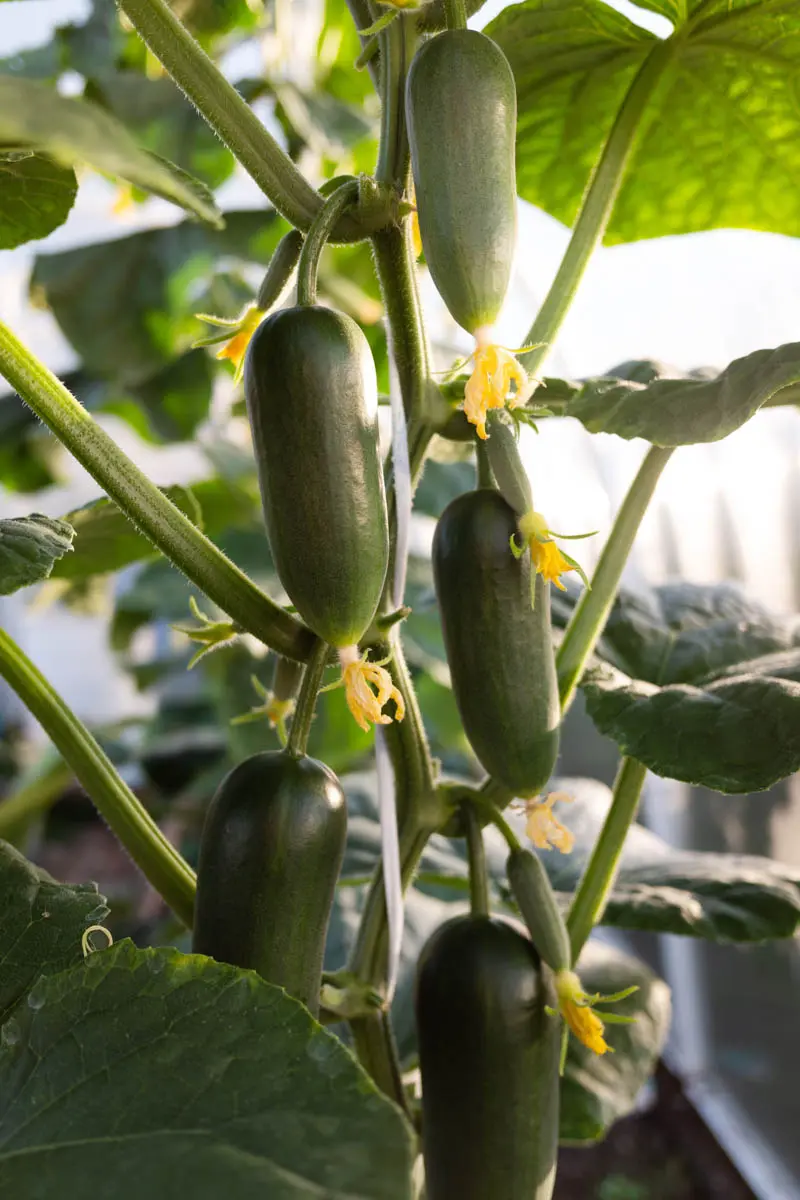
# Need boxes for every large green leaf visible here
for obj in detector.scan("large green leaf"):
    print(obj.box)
[579,581,800,792]
[583,663,800,794]
[488,0,800,243]
[85,72,235,189]
[0,942,414,1197]
[534,777,800,942]
[0,841,107,1024]
[599,581,799,686]
[561,941,671,1143]
[567,343,800,446]
[50,477,257,582]
[30,210,283,383]
[0,153,77,250]
[0,76,221,226]
[0,514,74,595]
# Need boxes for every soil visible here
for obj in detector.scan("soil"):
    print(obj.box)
[556,1067,756,1200]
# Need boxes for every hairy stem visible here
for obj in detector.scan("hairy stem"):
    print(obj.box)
[443,0,468,30]
[117,0,326,231]
[557,445,673,711]
[296,180,360,306]
[464,805,489,916]
[566,756,647,960]
[521,42,672,375]
[372,224,432,422]
[286,639,329,758]
[0,629,195,926]
[0,321,314,662]
[376,16,415,187]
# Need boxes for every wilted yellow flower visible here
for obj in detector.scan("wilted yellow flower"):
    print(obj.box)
[524,791,574,854]
[215,304,264,379]
[517,509,589,592]
[462,328,534,440]
[339,646,406,732]
[555,971,609,1055]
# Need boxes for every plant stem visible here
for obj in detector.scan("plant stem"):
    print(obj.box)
[443,0,468,30]
[556,445,672,711]
[349,1010,410,1116]
[117,0,328,233]
[476,796,523,853]
[464,804,489,916]
[475,439,495,490]
[0,321,314,663]
[256,229,303,311]
[521,42,672,375]
[286,638,329,758]
[296,180,360,306]
[372,224,433,422]
[376,16,415,188]
[346,0,381,90]
[0,628,196,926]
[566,756,647,960]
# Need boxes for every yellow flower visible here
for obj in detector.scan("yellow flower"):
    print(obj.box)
[517,509,589,592]
[555,971,609,1055]
[339,646,406,732]
[215,304,265,380]
[111,183,135,216]
[462,328,535,440]
[523,791,574,854]
[264,695,295,730]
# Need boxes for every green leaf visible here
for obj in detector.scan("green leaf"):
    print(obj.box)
[577,580,800,792]
[30,210,283,383]
[0,514,74,595]
[561,942,671,1143]
[0,840,107,1024]
[49,478,258,583]
[599,580,798,686]
[583,663,800,794]
[105,349,214,443]
[488,0,800,243]
[84,73,235,189]
[0,942,415,1197]
[0,75,222,227]
[568,343,800,446]
[0,152,77,250]
[537,776,800,942]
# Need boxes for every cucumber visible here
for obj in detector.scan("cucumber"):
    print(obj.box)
[433,488,560,797]
[244,306,389,647]
[416,914,560,1200]
[507,847,571,974]
[406,30,517,334]
[192,750,347,1016]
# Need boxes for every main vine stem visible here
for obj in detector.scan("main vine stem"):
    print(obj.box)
[0,628,196,927]
[556,444,673,711]
[566,756,647,960]
[521,41,672,376]
[0,322,313,663]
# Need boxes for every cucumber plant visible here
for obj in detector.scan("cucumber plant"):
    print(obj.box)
[2,0,800,1194]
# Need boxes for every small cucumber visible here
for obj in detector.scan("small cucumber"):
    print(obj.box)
[406,30,517,333]
[433,488,560,797]
[244,306,389,647]
[192,750,347,1016]
[416,914,560,1200]
[507,847,571,974]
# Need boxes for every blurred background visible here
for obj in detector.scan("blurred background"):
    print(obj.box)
[2,1,800,1196]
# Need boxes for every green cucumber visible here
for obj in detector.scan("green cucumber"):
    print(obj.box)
[192,750,347,1015]
[508,847,571,974]
[244,306,389,647]
[433,488,560,797]
[416,914,560,1200]
[406,30,517,334]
